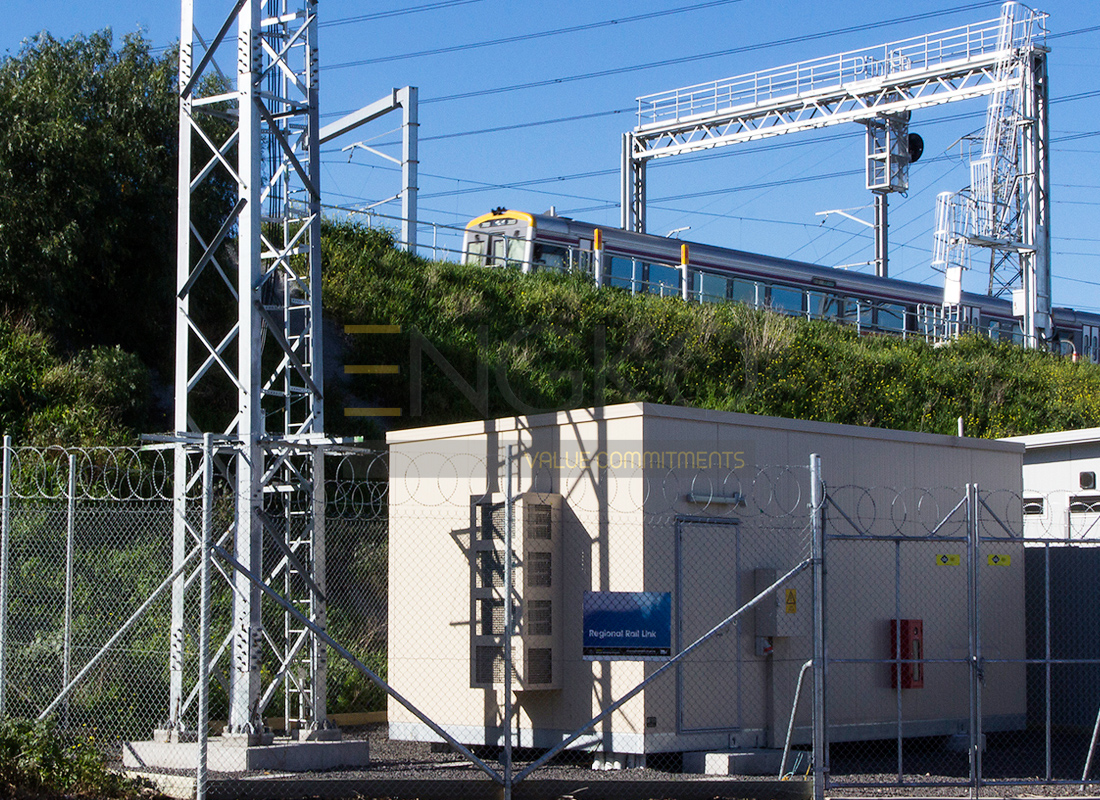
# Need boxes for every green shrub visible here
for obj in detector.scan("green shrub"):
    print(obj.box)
[0,718,152,798]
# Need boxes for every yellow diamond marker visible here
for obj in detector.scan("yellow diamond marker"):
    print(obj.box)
[935,554,961,566]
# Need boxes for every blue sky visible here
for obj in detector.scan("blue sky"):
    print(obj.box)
[4,0,1099,309]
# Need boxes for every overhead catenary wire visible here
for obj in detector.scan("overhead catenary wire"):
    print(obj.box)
[390,2,1011,105]
[324,0,748,67]
[318,0,489,27]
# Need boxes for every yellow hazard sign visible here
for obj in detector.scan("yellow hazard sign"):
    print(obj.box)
[987,553,1011,566]
[935,554,961,566]
[785,589,797,614]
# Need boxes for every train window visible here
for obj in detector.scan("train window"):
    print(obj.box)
[698,272,727,303]
[769,285,804,315]
[825,295,854,321]
[607,256,635,290]
[575,249,594,276]
[995,320,1015,342]
[533,244,567,271]
[647,263,680,296]
[489,238,506,267]
[466,238,486,266]
[506,236,526,266]
[812,293,854,322]
[729,278,757,307]
[875,303,906,333]
[807,292,837,320]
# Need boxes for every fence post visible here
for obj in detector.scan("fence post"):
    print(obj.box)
[197,433,214,800]
[64,454,76,728]
[893,539,903,782]
[311,444,329,731]
[503,444,515,800]
[966,483,978,798]
[1044,542,1052,781]
[973,484,983,790]
[0,434,11,717]
[811,453,827,800]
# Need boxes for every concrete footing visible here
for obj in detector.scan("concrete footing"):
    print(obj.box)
[122,736,369,773]
[590,752,646,770]
[683,748,785,776]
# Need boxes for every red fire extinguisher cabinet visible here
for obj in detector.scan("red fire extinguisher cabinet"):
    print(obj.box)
[890,618,924,689]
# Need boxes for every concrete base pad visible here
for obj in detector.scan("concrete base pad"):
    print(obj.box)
[123,737,369,773]
[124,770,196,800]
[292,726,343,742]
[683,748,785,776]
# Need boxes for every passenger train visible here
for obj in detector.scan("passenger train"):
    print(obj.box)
[464,209,1100,363]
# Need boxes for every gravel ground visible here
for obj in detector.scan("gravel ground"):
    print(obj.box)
[126,724,1100,799]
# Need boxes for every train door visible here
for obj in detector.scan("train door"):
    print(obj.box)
[1084,325,1100,364]
[574,238,593,277]
[485,230,532,270]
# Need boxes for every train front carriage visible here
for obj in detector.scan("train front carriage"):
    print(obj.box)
[463,210,537,270]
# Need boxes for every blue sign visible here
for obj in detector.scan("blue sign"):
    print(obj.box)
[583,591,672,660]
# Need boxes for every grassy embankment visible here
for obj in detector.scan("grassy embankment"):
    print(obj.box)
[324,221,1100,440]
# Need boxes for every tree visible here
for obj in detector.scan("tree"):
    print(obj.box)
[0,30,231,376]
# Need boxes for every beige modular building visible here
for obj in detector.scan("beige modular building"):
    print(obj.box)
[386,402,1026,757]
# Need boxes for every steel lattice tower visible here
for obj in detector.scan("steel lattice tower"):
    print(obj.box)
[934,4,1051,345]
[171,0,331,740]
[624,1,1051,347]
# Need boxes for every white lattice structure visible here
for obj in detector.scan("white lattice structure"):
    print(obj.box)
[932,3,1051,346]
[172,0,331,742]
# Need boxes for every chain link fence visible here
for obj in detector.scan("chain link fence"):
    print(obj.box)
[2,437,1099,799]
[823,480,1100,796]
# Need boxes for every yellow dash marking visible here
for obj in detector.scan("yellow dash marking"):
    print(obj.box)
[345,408,403,417]
[344,365,400,374]
[345,325,401,334]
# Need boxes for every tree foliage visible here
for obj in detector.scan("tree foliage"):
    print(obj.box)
[0,30,230,377]
[0,316,149,445]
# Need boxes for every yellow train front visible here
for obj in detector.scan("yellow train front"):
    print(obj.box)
[463,210,537,270]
